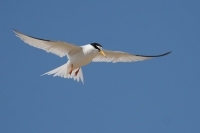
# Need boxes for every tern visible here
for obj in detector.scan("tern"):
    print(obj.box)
[13,30,171,84]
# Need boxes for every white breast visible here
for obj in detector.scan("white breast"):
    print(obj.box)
[68,44,98,68]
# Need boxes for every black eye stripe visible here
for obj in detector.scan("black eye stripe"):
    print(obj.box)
[95,46,100,51]
[90,43,102,51]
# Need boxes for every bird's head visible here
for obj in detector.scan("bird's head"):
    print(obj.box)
[90,43,106,57]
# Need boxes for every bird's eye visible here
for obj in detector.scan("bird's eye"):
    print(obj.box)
[96,46,102,51]
[90,43,103,51]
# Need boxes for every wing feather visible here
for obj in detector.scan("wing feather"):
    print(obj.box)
[13,30,81,57]
[92,50,171,63]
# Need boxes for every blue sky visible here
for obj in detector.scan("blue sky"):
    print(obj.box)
[1,0,200,133]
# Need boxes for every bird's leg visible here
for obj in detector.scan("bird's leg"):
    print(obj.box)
[69,64,73,75]
[75,68,80,76]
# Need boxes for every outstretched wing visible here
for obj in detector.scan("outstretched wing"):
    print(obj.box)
[92,50,171,63]
[13,29,81,57]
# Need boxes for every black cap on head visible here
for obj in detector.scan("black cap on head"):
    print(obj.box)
[90,43,102,51]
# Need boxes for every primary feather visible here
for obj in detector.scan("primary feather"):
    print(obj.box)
[13,30,81,57]
[93,50,171,63]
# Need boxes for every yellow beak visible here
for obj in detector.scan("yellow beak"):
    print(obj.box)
[100,50,106,57]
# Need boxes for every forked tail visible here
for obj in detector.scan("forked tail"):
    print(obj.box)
[41,62,84,84]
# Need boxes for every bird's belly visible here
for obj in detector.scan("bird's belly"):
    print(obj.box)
[69,52,96,68]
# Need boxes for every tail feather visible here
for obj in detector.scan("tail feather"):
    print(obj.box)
[41,63,84,84]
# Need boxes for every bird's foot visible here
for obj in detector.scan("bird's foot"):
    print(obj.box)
[69,70,73,75]
[69,64,73,75]
[75,68,80,76]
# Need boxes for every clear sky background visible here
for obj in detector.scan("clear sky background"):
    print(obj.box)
[1,0,200,133]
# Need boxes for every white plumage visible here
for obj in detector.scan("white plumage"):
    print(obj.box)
[13,30,171,84]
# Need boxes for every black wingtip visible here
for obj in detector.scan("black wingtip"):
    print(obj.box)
[12,29,52,42]
[13,29,21,34]
[159,51,172,57]
[13,29,17,32]
[135,51,172,58]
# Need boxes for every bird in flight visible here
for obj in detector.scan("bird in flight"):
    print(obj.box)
[13,30,171,84]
